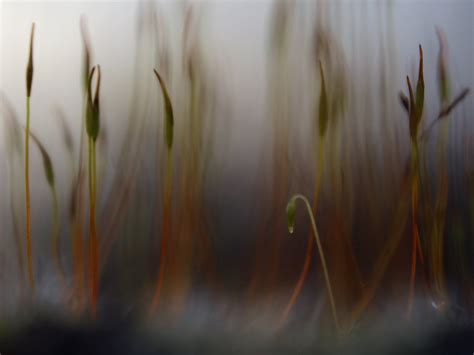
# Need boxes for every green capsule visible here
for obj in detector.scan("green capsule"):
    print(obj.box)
[26,23,35,98]
[86,66,100,141]
[286,196,297,234]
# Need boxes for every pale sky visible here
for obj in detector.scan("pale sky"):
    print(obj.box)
[0,0,473,208]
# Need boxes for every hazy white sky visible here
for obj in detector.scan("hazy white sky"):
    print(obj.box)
[0,0,472,204]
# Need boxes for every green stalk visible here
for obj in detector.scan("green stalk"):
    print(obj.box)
[88,135,99,315]
[24,23,35,292]
[404,46,425,317]
[279,137,325,326]
[86,65,101,316]
[286,194,340,332]
[25,96,34,291]
[150,69,174,313]
[71,15,92,308]
[407,141,421,316]
[279,61,328,326]
[151,148,173,312]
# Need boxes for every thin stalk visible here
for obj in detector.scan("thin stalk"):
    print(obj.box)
[89,136,99,316]
[71,92,88,310]
[150,69,174,313]
[73,15,91,309]
[279,137,325,326]
[25,96,34,292]
[408,141,423,316]
[431,117,449,303]
[10,164,25,293]
[86,65,100,316]
[287,194,340,332]
[151,148,173,312]
[25,22,35,294]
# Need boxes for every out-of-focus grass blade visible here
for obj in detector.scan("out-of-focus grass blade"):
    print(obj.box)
[415,45,424,123]
[29,131,55,188]
[80,15,91,92]
[399,92,409,113]
[438,88,470,119]
[436,27,450,103]
[153,69,174,150]
[318,61,328,137]
[0,93,23,156]
[55,106,74,157]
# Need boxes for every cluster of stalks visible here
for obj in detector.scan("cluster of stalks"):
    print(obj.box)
[400,45,425,317]
[282,41,469,332]
[1,2,473,334]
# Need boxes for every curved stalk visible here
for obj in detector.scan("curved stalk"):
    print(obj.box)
[279,137,325,326]
[286,194,340,332]
[279,61,329,327]
[150,69,174,314]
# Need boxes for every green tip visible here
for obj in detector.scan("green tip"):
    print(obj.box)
[153,69,174,150]
[26,23,35,97]
[86,66,100,141]
[399,92,409,113]
[415,44,425,122]
[286,197,297,234]
[29,131,55,188]
[436,27,450,103]
[406,75,418,142]
[318,60,328,137]
[80,15,91,91]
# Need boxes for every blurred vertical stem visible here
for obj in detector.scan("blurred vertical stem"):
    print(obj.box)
[405,45,425,317]
[88,134,98,315]
[25,23,35,292]
[431,27,450,304]
[72,15,92,310]
[408,140,422,316]
[29,131,64,286]
[51,183,62,283]
[86,66,101,316]
[151,69,174,313]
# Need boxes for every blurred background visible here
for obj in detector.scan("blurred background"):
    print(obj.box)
[0,0,473,352]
